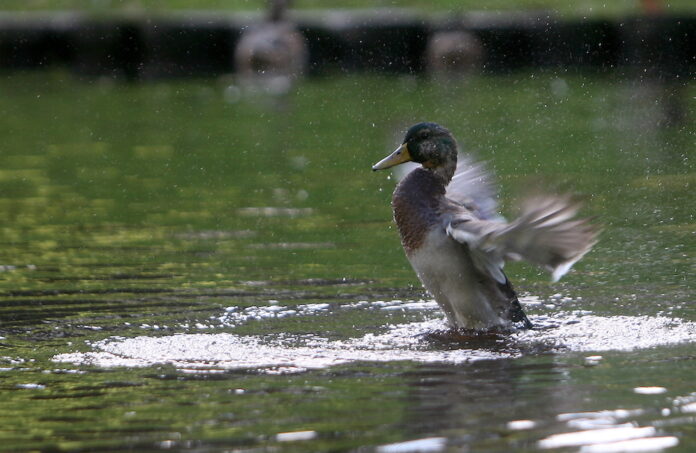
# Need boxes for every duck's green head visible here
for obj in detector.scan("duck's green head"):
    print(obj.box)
[372,122,458,172]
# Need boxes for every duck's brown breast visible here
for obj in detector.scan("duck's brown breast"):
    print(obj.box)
[392,169,446,255]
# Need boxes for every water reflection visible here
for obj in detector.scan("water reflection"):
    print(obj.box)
[399,358,686,451]
[401,361,564,442]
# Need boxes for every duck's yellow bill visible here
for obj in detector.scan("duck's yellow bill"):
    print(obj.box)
[372,143,412,171]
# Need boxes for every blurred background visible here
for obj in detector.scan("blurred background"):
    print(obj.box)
[0,1,694,452]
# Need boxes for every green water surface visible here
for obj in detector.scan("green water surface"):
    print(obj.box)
[0,71,694,451]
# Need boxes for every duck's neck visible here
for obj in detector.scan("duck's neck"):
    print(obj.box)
[268,0,289,22]
[427,151,457,185]
[432,162,455,184]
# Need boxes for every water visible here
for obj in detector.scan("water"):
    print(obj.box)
[0,71,694,452]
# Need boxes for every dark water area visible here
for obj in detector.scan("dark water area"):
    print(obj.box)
[0,71,694,451]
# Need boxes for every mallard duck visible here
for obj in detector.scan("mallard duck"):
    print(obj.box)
[373,122,599,331]
[425,30,484,77]
[234,0,307,90]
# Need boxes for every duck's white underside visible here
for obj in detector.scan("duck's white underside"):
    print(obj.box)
[407,229,511,330]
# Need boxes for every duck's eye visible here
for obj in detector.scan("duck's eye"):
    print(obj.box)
[419,130,431,140]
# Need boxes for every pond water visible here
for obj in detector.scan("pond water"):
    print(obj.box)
[0,71,694,452]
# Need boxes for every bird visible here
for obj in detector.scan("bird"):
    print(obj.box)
[234,0,308,93]
[425,30,484,78]
[372,122,599,331]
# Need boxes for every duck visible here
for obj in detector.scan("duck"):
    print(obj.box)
[372,122,599,331]
[234,0,308,92]
[425,30,484,77]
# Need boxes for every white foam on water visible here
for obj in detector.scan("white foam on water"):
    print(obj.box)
[53,319,513,372]
[52,295,696,373]
[53,313,696,373]
[517,314,696,352]
[215,299,437,327]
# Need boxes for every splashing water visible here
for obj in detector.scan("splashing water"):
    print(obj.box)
[53,298,696,374]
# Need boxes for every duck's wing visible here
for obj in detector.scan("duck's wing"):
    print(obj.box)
[445,195,599,283]
[445,154,501,221]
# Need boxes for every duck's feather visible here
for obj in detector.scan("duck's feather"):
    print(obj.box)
[407,226,530,329]
[395,153,501,221]
[445,195,599,282]
[445,154,501,221]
